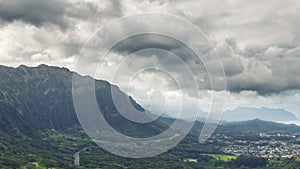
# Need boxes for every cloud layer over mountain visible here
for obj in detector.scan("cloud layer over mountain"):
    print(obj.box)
[1,0,300,117]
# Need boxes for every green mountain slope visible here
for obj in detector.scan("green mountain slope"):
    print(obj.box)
[0,64,168,138]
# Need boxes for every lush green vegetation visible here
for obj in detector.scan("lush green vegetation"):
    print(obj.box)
[0,126,299,169]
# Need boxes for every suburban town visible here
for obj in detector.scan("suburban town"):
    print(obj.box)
[210,133,300,158]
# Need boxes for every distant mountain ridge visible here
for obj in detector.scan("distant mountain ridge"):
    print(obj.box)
[197,107,298,123]
[217,119,300,134]
[222,107,298,122]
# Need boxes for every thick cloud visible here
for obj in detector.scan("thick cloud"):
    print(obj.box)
[108,31,300,95]
[225,44,300,95]
[0,0,68,28]
[0,0,123,67]
[112,34,182,54]
[0,0,123,29]
[1,0,300,116]
[111,34,202,64]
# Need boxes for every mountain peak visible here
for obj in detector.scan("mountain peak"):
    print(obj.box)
[17,64,29,69]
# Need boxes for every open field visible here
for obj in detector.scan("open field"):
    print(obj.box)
[203,154,237,161]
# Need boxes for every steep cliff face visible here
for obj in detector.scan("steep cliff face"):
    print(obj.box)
[0,64,167,138]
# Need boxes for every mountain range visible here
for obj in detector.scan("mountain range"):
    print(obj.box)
[0,64,299,137]
[222,107,298,122]
[197,107,298,123]
[0,64,300,168]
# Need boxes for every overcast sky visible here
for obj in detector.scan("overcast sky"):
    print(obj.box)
[1,0,300,118]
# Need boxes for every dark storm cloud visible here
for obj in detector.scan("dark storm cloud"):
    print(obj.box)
[0,0,123,29]
[0,0,68,28]
[225,45,300,95]
[111,33,205,65]
[106,33,220,98]
[109,33,300,95]
[111,34,182,54]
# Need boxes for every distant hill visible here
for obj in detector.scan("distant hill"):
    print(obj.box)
[217,119,300,134]
[221,107,298,122]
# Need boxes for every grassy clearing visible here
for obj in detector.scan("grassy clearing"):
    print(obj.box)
[204,154,237,161]
[21,162,46,169]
